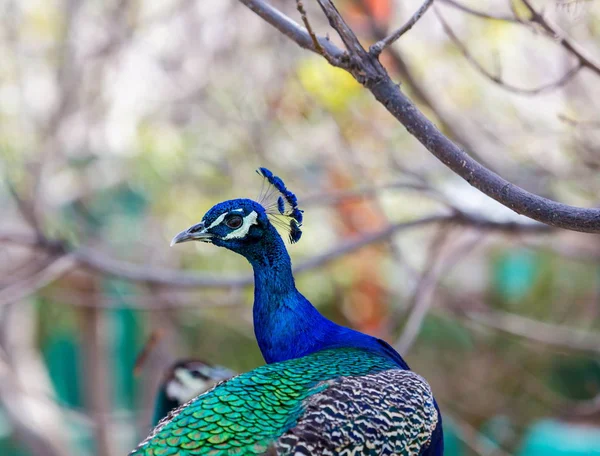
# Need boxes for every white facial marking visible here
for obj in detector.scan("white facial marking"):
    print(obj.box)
[232,208,243,212]
[223,211,258,240]
[207,213,227,230]
[166,368,211,403]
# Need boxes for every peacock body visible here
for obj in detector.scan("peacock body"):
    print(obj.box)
[131,168,443,455]
[135,348,437,456]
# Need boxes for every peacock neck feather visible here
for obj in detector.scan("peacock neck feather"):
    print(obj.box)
[240,224,410,369]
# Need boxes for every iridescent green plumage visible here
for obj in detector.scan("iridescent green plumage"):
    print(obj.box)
[132,348,437,456]
[133,169,443,455]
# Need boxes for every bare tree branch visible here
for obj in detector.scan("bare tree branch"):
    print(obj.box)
[559,114,600,130]
[237,0,600,233]
[465,309,600,354]
[370,0,434,57]
[521,0,600,78]
[395,229,483,353]
[0,314,74,456]
[435,7,582,96]
[79,284,113,456]
[238,0,343,60]
[440,0,520,23]
[0,255,76,308]
[441,0,600,78]
[315,0,366,57]
[351,0,497,169]
[0,212,548,291]
[448,412,512,456]
[295,0,326,57]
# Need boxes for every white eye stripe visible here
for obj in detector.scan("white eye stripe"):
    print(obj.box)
[223,211,258,240]
[207,213,227,229]
[206,208,243,230]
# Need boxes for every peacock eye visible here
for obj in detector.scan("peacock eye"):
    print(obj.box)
[225,214,243,229]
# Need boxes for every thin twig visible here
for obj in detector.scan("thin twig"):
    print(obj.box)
[295,0,325,57]
[395,227,454,353]
[370,0,435,57]
[6,179,44,240]
[435,7,582,95]
[521,0,600,77]
[440,0,520,23]
[558,114,600,130]
[315,0,367,57]
[448,412,513,456]
[238,0,344,61]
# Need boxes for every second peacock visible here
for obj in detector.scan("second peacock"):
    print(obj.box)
[131,168,443,455]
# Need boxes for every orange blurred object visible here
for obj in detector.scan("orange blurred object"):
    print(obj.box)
[328,167,390,337]
[365,0,392,27]
[347,0,392,31]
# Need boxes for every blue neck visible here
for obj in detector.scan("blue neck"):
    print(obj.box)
[241,225,410,370]
[152,387,178,426]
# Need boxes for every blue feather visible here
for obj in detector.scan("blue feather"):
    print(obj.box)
[257,167,303,242]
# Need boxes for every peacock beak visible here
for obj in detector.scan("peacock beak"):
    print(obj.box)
[170,222,212,246]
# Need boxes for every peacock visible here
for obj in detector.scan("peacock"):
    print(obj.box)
[153,360,235,426]
[131,168,443,455]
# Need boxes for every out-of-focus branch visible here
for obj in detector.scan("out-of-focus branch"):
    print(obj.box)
[442,0,600,78]
[0,212,549,292]
[395,229,484,353]
[80,289,113,456]
[0,255,76,308]
[395,228,454,353]
[465,310,600,354]
[440,0,519,22]
[435,8,582,96]
[301,180,450,206]
[370,0,434,57]
[558,114,600,130]
[566,392,600,419]
[6,180,44,240]
[0,318,73,456]
[521,0,600,78]
[237,0,600,233]
[448,412,512,456]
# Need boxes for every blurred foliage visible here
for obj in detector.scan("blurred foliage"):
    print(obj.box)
[1,0,600,455]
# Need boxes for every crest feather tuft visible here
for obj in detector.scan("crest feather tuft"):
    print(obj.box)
[256,167,304,244]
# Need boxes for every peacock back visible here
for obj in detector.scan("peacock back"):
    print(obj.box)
[132,348,438,456]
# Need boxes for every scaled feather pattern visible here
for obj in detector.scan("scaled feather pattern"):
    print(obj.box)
[131,348,438,456]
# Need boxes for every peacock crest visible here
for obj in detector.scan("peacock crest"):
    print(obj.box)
[256,167,303,243]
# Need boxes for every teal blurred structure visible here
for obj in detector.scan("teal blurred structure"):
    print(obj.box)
[519,420,600,456]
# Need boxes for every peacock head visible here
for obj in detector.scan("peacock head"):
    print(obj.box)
[162,360,235,405]
[171,168,303,254]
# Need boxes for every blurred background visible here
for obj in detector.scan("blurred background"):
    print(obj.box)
[1,0,600,454]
